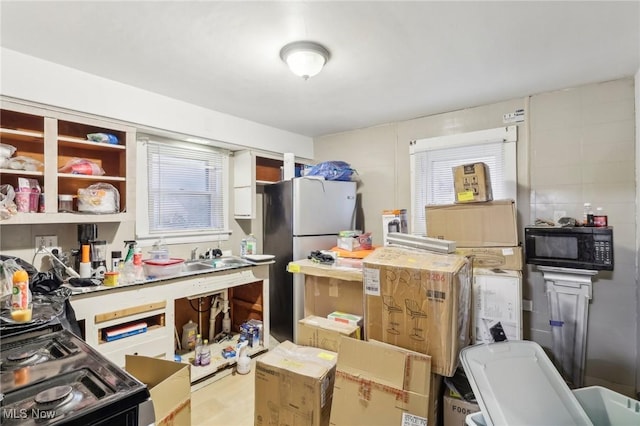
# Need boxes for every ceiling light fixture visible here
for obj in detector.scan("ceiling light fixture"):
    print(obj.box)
[280,41,330,80]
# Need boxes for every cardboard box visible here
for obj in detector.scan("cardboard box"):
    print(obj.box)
[455,246,523,270]
[330,337,432,426]
[255,341,337,426]
[125,355,191,426]
[472,268,523,344]
[304,275,364,319]
[426,200,518,247]
[363,246,472,377]
[443,394,480,426]
[297,315,360,352]
[382,209,408,246]
[453,162,493,203]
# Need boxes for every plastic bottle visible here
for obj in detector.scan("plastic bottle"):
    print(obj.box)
[246,234,257,256]
[240,237,247,257]
[583,203,594,227]
[236,340,251,374]
[200,339,211,366]
[133,246,145,282]
[11,270,32,322]
[111,250,122,272]
[182,320,198,351]
[594,207,608,227]
[194,334,203,366]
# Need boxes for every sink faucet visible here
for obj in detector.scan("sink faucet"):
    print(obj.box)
[190,247,199,261]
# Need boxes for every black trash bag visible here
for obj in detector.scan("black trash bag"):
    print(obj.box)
[30,270,63,294]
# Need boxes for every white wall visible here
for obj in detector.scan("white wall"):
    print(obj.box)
[0,48,314,158]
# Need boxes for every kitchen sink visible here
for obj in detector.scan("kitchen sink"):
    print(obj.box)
[182,257,252,274]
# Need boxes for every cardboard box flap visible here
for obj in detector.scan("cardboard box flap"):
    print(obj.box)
[300,315,359,334]
[363,246,467,273]
[261,340,337,379]
[125,355,191,425]
[337,337,431,394]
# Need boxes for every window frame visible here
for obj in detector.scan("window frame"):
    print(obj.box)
[135,136,231,244]
[409,126,517,235]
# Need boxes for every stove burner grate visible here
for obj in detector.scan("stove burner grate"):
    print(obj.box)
[34,385,74,408]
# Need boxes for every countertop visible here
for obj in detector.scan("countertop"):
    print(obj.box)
[287,258,363,282]
[66,258,274,296]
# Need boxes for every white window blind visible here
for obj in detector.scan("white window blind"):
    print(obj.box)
[137,139,229,239]
[410,126,517,236]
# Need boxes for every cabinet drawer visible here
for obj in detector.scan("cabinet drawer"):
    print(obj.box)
[100,328,171,367]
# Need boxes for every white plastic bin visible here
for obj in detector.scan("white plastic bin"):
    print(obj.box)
[466,386,640,426]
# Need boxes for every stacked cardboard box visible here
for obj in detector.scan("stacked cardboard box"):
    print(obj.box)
[255,341,337,426]
[296,315,360,352]
[453,162,493,203]
[363,246,472,377]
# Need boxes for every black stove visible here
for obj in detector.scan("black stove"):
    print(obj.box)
[0,330,151,425]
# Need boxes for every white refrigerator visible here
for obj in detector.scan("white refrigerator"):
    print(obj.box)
[263,178,357,342]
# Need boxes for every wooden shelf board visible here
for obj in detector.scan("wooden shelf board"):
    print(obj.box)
[0,168,44,177]
[58,173,126,181]
[0,128,44,141]
[58,135,126,150]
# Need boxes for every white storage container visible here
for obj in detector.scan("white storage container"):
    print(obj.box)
[467,386,640,426]
[459,341,592,425]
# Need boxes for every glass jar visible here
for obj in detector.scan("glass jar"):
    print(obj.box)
[58,194,74,212]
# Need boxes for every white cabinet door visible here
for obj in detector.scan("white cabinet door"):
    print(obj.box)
[233,150,256,219]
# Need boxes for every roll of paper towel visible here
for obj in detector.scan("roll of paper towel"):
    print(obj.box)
[283,153,295,180]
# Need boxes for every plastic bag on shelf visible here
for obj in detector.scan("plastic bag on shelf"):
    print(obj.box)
[7,156,43,172]
[77,183,120,214]
[305,160,356,181]
[86,133,119,145]
[58,158,105,176]
[0,143,17,158]
[0,184,17,220]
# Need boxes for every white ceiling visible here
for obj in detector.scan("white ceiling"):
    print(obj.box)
[1,1,639,138]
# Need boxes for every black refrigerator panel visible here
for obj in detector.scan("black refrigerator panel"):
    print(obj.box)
[263,180,294,342]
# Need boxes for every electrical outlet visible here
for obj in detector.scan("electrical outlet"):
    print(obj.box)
[522,299,533,312]
[35,235,60,254]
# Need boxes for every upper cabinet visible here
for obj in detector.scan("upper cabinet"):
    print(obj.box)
[233,150,308,219]
[0,99,135,225]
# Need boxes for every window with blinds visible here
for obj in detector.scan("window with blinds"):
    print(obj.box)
[410,126,517,236]
[137,139,229,239]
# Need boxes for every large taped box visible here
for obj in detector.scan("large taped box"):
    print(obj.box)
[125,355,191,426]
[255,341,337,426]
[426,200,518,247]
[453,162,493,203]
[330,337,432,426]
[296,315,360,352]
[455,246,523,271]
[472,268,522,344]
[363,246,472,376]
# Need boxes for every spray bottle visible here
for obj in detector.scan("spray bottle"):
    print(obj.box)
[236,340,251,374]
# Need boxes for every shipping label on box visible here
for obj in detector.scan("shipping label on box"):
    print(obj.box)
[363,246,472,377]
[453,162,493,203]
[426,200,518,247]
[296,315,360,352]
[255,341,337,426]
[472,268,522,344]
[443,394,480,426]
[382,209,408,246]
[330,337,432,426]
[455,246,523,270]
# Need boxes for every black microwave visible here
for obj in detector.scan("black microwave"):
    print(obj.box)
[524,226,614,271]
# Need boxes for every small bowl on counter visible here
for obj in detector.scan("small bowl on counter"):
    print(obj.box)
[142,258,185,279]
